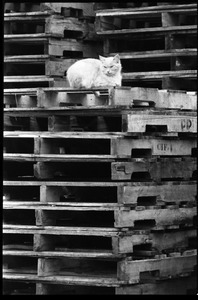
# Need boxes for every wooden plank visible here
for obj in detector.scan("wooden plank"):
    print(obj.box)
[96,25,197,36]
[4,131,126,139]
[3,153,118,162]
[111,137,197,156]
[115,207,196,228]
[3,201,119,211]
[122,70,197,80]
[3,225,119,237]
[125,112,197,133]
[119,251,197,283]
[112,158,197,181]
[109,49,197,59]
[3,249,119,259]
[126,87,197,110]
[3,273,124,287]
[118,181,197,205]
[95,4,197,16]
[116,273,197,294]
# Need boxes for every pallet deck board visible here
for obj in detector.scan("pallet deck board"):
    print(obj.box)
[3,273,124,287]
[96,25,197,37]
[109,49,197,60]
[3,249,119,259]
[95,4,197,16]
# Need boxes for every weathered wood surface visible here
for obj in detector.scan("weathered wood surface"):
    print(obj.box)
[119,250,197,283]
[125,111,197,133]
[96,25,197,37]
[112,157,197,181]
[3,179,196,205]
[3,227,196,256]
[4,132,197,156]
[116,272,197,294]
[118,181,197,205]
[122,70,197,80]
[4,86,197,110]
[4,16,96,40]
[110,49,197,59]
[95,4,197,16]
[3,273,124,287]
[115,206,196,228]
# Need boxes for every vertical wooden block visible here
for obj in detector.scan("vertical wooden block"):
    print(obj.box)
[38,257,61,276]
[33,234,55,251]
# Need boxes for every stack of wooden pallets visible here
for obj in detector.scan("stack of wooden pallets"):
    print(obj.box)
[4,3,102,89]
[3,2,197,296]
[3,86,197,295]
[95,2,197,90]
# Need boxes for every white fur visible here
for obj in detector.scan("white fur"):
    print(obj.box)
[67,55,122,88]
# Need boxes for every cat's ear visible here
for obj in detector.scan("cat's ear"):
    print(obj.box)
[113,54,120,63]
[99,55,106,62]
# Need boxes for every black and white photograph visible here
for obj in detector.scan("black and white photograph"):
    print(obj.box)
[3,1,197,295]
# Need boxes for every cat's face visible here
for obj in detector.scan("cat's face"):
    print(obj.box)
[99,54,121,77]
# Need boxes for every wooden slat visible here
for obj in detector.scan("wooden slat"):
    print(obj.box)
[122,70,197,80]
[96,25,197,36]
[3,131,126,139]
[3,225,119,237]
[4,76,56,82]
[115,207,196,228]
[3,201,119,211]
[3,273,123,287]
[120,250,197,283]
[4,11,51,18]
[110,49,197,59]
[3,153,119,162]
[96,7,197,18]
[4,55,50,62]
[3,249,118,259]
[95,4,197,16]
[112,157,197,181]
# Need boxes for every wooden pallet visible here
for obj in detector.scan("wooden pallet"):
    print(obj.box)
[3,179,197,208]
[3,272,197,294]
[4,76,68,89]
[3,242,197,284]
[4,2,95,17]
[3,107,197,134]
[4,56,78,77]
[4,35,101,58]
[3,199,196,229]
[3,157,197,181]
[95,3,197,34]
[3,86,197,110]
[3,131,197,157]
[4,12,96,39]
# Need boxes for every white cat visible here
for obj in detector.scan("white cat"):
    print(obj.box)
[67,54,122,89]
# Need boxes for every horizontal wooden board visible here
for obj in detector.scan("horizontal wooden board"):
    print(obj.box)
[95,4,197,17]
[115,206,196,228]
[120,250,197,283]
[125,111,197,133]
[112,157,197,181]
[110,48,197,59]
[3,273,124,287]
[96,25,197,37]
[122,70,197,81]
